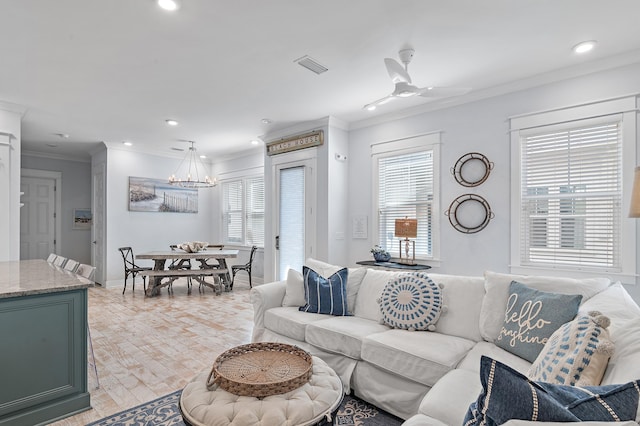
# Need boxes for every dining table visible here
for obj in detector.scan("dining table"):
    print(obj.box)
[136,248,238,296]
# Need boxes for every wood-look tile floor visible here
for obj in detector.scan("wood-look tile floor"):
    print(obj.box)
[50,278,255,426]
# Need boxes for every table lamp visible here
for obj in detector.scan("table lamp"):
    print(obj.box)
[630,166,640,218]
[395,218,418,265]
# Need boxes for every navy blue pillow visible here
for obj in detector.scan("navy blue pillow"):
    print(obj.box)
[464,356,640,426]
[299,266,349,316]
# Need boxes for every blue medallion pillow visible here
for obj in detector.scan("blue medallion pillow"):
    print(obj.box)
[464,356,640,426]
[496,281,582,362]
[379,272,443,331]
[299,266,350,316]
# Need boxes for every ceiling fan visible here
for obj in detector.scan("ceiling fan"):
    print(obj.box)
[363,48,471,111]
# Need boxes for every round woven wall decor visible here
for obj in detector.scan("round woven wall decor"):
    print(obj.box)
[451,152,493,187]
[445,194,494,234]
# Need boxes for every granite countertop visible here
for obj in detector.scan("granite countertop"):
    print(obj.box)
[0,259,94,299]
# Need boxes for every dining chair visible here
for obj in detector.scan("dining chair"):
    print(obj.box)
[118,247,152,294]
[53,256,67,268]
[47,253,58,263]
[63,259,80,273]
[231,245,257,289]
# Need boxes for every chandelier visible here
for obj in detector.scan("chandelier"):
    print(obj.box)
[168,141,217,188]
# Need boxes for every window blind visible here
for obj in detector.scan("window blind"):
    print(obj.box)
[222,180,243,244]
[377,151,433,258]
[279,166,305,279]
[520,121,622,269]
[245,176,264,247]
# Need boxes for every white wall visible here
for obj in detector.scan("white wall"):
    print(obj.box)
[21,154,92,264]
[104,147,214,284]
[347,62,640,300]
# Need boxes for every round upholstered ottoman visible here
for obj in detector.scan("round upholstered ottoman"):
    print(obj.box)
[180,356,343,426]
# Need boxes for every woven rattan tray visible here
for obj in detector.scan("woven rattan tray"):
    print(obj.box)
[206,342,313,397]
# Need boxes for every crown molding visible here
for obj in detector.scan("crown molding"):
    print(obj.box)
[21,149,91,163]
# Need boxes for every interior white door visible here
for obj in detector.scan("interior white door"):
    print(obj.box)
[275,161,315,280]
[20,176,56,260]
[92,163,106,285]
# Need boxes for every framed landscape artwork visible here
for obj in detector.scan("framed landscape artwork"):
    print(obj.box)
[129,176,198,213]
[73,208,92,230]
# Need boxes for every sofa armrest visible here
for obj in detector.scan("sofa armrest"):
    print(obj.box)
[250,280,286,341]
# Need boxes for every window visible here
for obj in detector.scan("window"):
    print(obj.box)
[221,176,264,247]
[511,96,637,280]
[373,134,440,260]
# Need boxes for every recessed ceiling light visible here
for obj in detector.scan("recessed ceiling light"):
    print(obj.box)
[122,141,133,146]
[261,118,272,125]
[573,40,597,54]
[366,105,376,111]
[165,119,179,126]
[199,155,207,159]
[157,0,181,11]
[251,139,261,145]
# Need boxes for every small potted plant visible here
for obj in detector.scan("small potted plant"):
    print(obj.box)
[370,245,391,262]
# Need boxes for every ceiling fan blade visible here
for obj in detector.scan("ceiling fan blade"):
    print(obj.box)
[418,86,471,98]
[363,94,397,111]
[384,58,411,84]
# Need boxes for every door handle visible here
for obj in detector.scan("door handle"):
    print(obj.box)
[275,235,280,250]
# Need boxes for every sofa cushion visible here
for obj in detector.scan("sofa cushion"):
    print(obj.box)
[528,311,614,386]
[457,341,532,376]
[380,272,443,331]
[354,269,398,322]
[282,268,305,307]
[264,307,329,341]
[299,266,349,316]
[305,316,389,359]
[417,368,481,426]
[602,317,640,385]
[426,273,485,342]
[479,271,609,342]
[305,258,367,315]
[464,356,640,425]
[579,282,640,331]
[361,329,475,387]
[495,281,582,362]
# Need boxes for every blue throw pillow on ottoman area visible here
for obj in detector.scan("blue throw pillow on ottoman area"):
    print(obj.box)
[299,266,350,316]
[464,356,640,426]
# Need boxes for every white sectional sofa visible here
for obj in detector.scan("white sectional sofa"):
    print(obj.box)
[250,259,640,425]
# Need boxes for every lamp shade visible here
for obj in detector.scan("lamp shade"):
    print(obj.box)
[630,166,640,218]
[395,218,418,238]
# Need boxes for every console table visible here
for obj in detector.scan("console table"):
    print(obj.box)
[0,260,93,426]
[356,260,432,271]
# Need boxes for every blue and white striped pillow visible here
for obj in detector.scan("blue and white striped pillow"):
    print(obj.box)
[299,266,349,316]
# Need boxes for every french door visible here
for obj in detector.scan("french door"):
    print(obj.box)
[274,160,315,280]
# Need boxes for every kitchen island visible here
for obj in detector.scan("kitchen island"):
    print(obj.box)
[0,259,93,426]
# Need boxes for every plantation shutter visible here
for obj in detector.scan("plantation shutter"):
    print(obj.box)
[245,176,264,247]
[520,121,622,269]
[377,151,433,258]
[222,180,243,244]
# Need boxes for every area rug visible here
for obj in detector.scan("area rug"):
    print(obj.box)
[87,389,402,426]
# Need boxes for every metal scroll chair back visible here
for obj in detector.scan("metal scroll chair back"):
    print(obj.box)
[76,264,96,281]
[118,247,151,294]
[63,259,80,273]
[231,245,257,289]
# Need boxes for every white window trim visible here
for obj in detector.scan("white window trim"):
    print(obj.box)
[510,96,637,283]
[218,167,265,248]
[371,132,441,264]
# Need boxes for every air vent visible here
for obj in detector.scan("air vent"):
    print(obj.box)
[294,55,328,75]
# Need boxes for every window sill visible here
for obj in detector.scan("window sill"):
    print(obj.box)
[509,265,638,285]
